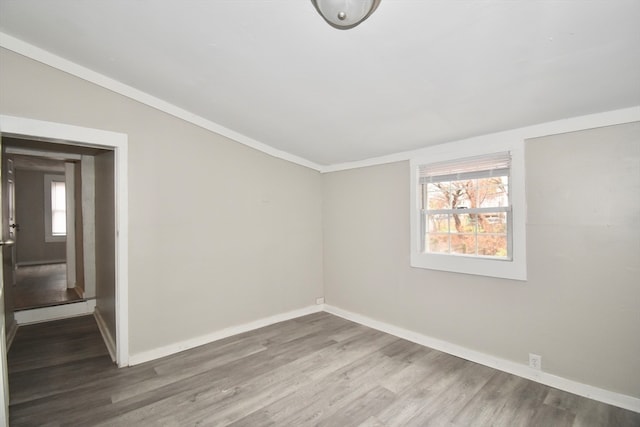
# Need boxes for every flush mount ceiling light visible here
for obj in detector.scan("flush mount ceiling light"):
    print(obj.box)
[311,0,381,30]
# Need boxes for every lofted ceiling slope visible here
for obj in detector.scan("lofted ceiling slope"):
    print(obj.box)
[1,0,639,167]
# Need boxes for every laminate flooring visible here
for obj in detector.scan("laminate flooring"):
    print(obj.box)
[7,313,640,426]
[13,264,82,310]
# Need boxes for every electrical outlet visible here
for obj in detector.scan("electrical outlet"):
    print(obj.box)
[529,353,542,371]
[315,297,325,305]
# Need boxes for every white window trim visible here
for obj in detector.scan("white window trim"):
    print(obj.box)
[410,138,527,281]
[44,173,66,243]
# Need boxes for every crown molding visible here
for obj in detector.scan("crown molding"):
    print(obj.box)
[2,33,638,175]
[321,106,640,173]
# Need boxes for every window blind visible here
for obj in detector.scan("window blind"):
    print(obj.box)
[419,152,511,183]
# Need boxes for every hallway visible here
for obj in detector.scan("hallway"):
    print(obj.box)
[13,264,82,310]
[8,315,113,426]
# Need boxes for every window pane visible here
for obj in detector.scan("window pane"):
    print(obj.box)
[449,213,476,233]
[428,214,449,233]
[426,182,450,209]
[478,178,508,208]
[449,180,472,208]
[51,181,66,210]
[51,181,66,236]
[477,235,508,257]
[420,160,510,258]
[478,212,507,234]
[52,211,66,235]
[451,234,476,255]
[428,234,450,254]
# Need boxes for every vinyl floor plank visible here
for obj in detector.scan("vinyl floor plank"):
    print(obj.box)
[99,330,340,426]
[226,338,401,426]
[248,347,404,426]
[530,404,576,427]
[8,354,116,404]
[316,386,396,427]
[8,316,108,374]
[544,387,640,427]
[357,415,387,427]
[9,365,159,426]
[402,361,497,427]
[196,336,401,426]
[451,371,532,426]
[8,314,640,427]
[374,351,470,426]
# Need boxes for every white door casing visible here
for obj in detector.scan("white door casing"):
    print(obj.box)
[0,115,129,367]
[0,135,11,427]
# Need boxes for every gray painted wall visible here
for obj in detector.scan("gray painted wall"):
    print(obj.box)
[95,150,116,340]
[14,168,66,265]
[322,122,640,399]
[0,48,324,356]
[81,155,96,298]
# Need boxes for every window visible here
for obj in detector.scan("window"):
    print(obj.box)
[51,179,66,236]
[410,140,526,281]
[44,174,66,242]
[419,153,511,259]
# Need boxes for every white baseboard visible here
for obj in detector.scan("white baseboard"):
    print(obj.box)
[323,304,640,414]
[14,300,96,325]
[123,302,639,412]
[128,304,324,366]
[94,308,116,362]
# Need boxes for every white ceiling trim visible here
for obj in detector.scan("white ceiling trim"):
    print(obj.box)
[0,32,323,172]
[322,106,640,173]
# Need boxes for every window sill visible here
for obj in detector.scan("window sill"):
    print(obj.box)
[410,251,526,281]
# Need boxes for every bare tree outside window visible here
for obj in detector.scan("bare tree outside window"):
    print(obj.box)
[419,153,511,259]
[425,177,508,257]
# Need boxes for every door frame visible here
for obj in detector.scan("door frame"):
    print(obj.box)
[0,114,129,367]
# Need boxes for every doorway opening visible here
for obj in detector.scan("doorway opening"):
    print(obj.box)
[4,139,114,312]
[0,114,129,368]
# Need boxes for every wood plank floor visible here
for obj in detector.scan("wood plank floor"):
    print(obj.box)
[13,264,83,311]
[7,313,640,426]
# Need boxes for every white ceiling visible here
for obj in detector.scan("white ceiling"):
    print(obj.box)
[1,1,639,167]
